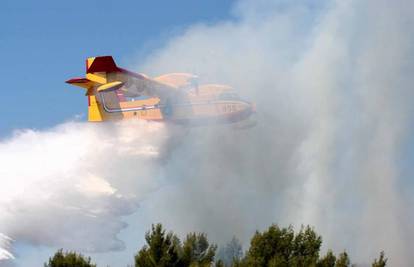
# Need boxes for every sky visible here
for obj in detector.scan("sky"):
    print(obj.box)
[1,0,414,267]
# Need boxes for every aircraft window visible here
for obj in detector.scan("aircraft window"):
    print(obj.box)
[99,90,154,111]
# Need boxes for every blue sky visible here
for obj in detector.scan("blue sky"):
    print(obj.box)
[1,1,235,266]
[0,0,235,135]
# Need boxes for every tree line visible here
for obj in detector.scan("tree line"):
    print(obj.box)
[44,223,387,267]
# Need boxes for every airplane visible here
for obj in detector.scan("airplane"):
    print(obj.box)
[66,56,255,126]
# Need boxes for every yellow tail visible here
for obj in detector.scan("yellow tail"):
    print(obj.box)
[66,56,120,122]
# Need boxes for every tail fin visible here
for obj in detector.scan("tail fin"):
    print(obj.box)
[66,56,121,122]
[86,56,119,73]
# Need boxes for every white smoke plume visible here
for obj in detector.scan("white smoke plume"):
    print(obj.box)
[0,120,168,262]
[133,0,414,265]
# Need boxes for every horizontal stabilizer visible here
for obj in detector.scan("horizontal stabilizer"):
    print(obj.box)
[65,77,98,89]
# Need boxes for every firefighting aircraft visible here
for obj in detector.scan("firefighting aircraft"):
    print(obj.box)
[66,56,255,125]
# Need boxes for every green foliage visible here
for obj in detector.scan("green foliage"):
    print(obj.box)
[335,251,350,267]
[243,224,321,267]
[372,251,387,267]
[317,250,336,267]
[135,224,181,267]
[181,232,217,266]
[290,225,322,266]
[44,249,96,267]
[244,225,293,266]
[134,224,216,267]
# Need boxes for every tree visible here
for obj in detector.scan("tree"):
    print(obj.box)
[335,251,350,267]
[44,249,96,267]
[372,251,387,267]
[244,225,294,266]
[317,250,336,267]
[290,225,322,266]
[134,224,217,267]
[181,232,217,267]
[243,224,322,267]
[135,224,181,267]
